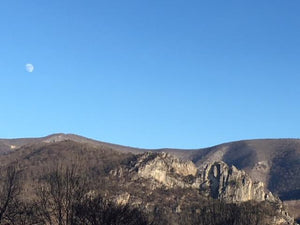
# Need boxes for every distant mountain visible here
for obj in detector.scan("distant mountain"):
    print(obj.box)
[0,133,145,155]
[0,134,299,222]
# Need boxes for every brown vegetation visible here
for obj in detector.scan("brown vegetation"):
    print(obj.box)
[0,136,298,224]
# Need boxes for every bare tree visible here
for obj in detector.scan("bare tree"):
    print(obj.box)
[35,166,87,225]
[4,201,43,225]
[72,195,150,225]
[0,165,21,224]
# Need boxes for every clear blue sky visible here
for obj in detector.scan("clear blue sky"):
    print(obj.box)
[1,1,300,149]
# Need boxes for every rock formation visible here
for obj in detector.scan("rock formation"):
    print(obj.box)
[124,152,296,224]
[200,161,275,202]
[133,152,275,203]
[132,152,199,189]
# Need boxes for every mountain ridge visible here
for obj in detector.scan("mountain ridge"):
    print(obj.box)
[0,133,299,221]
[2,132,300,154]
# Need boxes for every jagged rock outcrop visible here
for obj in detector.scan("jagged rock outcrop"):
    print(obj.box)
[131,152,276,203]
[132,152,199,188]
[112,152,297,224]
[200,161,275,202]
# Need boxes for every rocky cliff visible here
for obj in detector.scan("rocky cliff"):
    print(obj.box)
[132,152,198,189]
[132,152,275,203]
[120,152,296,224]
[200,161,275,202]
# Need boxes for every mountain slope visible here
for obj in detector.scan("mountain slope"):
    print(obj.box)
[1,134,299,197]
[0,140,297,224]
[0,134,299,221]
[177,139,300,221]
[183,139,300,191]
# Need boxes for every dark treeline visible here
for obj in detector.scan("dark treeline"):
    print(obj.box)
[0,164,283,225]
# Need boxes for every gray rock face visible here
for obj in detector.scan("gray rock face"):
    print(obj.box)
[200,161,275,203]
[132,152,198,189]
[134,152,275,203]
[112,152,297,224]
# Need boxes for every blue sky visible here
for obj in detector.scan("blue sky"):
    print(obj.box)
[1,1,300,148]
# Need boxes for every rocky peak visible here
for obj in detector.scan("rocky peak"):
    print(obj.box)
[200,161,275,202]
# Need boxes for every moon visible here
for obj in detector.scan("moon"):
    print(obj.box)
[25,63,34,73]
